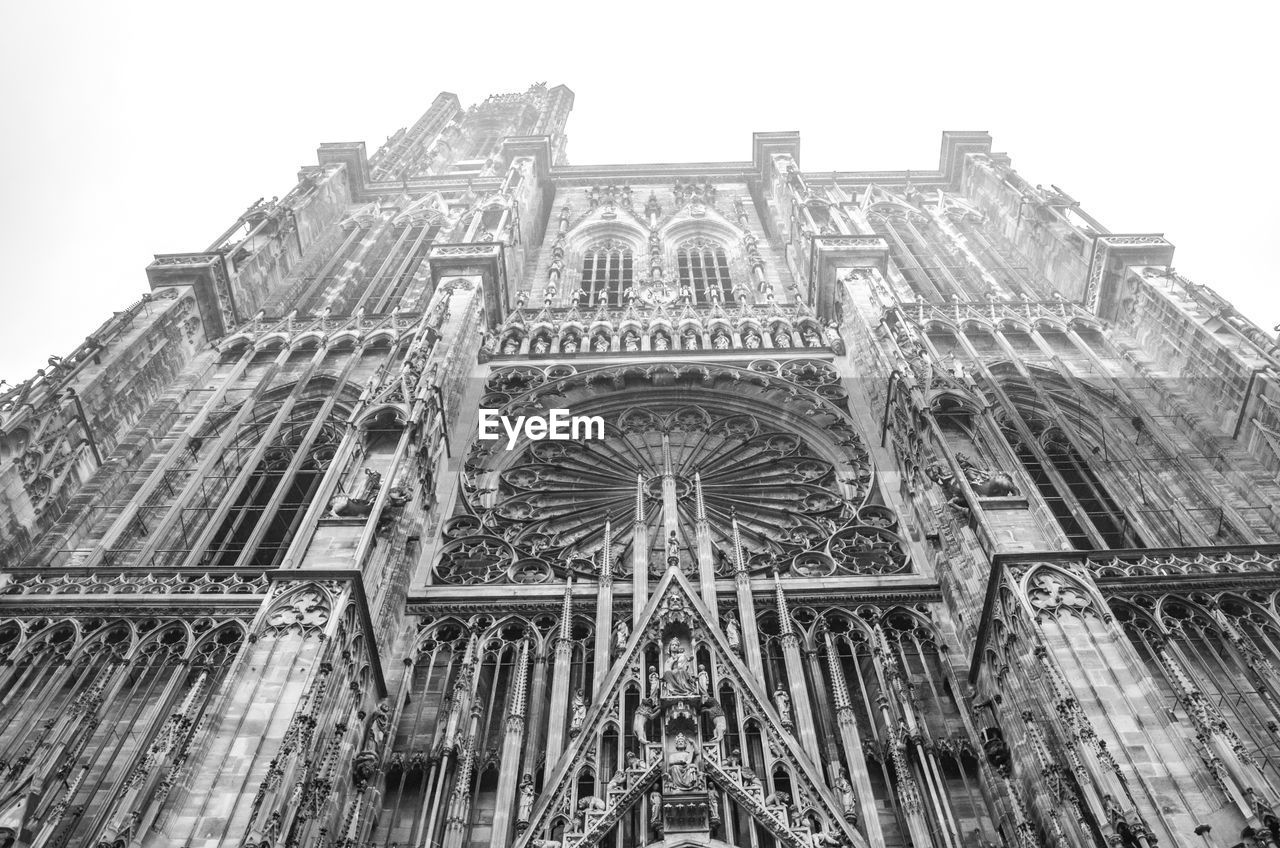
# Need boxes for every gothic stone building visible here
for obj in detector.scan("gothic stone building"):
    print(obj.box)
[2,83,1280,848]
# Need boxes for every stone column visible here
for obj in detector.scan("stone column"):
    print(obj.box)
[772,573,821,763]
[544,577,575,782]
[730,512,764,677]
[823,629,883,846]
[692,473,717,605]
[490,639,531,847]
[593,522,615,694]
[632,474,649,625]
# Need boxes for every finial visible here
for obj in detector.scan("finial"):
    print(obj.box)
[635,473,645,521]
[773,570,793,636]
[824,631,851,710]
[694,472,706,521]
[601,520,613,581]
[510,638,531,718]
[559,574,574,641]
[730,508,747,575]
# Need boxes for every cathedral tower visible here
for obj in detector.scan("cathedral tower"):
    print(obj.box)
[1,86,1279,848]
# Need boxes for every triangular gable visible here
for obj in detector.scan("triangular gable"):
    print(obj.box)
[515,566,866,848]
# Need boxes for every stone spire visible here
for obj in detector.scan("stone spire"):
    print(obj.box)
[730,508,747,575]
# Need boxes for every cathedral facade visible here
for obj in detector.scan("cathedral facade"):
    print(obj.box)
[2,83,1280,848]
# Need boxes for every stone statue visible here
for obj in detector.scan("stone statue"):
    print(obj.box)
[666,530,681,564]
[612,619,629,654]
[653,333,670,351]
[834,765,857,821]
[705,699,727,743]
[649,790,663,829]
[532,336,550,354]
[576,796,606,828]
[561,336,578,354]
[592,334,610,352]
[352,749,378,786]
[607,766,627,793]
[666,732,700,790]
[744,330,761,349]
[570,688,587,735]
[697,663,710,695]
[724,612,742,654]
[956,452,1019,497]
[764,790,790,810]
[712,330,730,350]
[647,667,661,697]
[517,773,535,825]
[633,696,657,744]
[662,638,700,697]
[774,686,793,726]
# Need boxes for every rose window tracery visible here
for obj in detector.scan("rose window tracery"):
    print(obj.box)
[437,364,907,585]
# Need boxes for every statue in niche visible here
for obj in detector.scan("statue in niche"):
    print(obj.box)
[704,698,727,743]
[662,638,700,697]
[633,696,658,744]
[697,664,710,696]
[666,732,701,790]
[517,773,536,826]
[773,328,792,348]
[833,766,858,822]
[612,619,629,655]
[773,686,793,727]
[743,330,761,349]
[682,329,699,350]
[724,612,742,654]
[623,332,640,352]
[712,329,731,350]
[592,334,610,352]
[653,333,670,351]
[803,326,823,348]
[561,336,578,354]
[502,336,520,355]
[532,336,550,355]
[649,789,663,832]
[569,688,587,735]
[648,667,661,697]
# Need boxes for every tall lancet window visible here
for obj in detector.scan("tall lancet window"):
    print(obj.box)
[580,239,632,305]
[199,397,344,567]
[676,237,733,304]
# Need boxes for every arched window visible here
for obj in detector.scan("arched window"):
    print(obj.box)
[676,237,733,304]
[580,239,632,305]
[1000,413,1140,550]
[199,397,346,567]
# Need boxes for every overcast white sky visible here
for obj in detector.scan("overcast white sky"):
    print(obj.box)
[0,1,1275,382]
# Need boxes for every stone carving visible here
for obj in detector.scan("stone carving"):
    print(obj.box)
[666,732,701,790]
